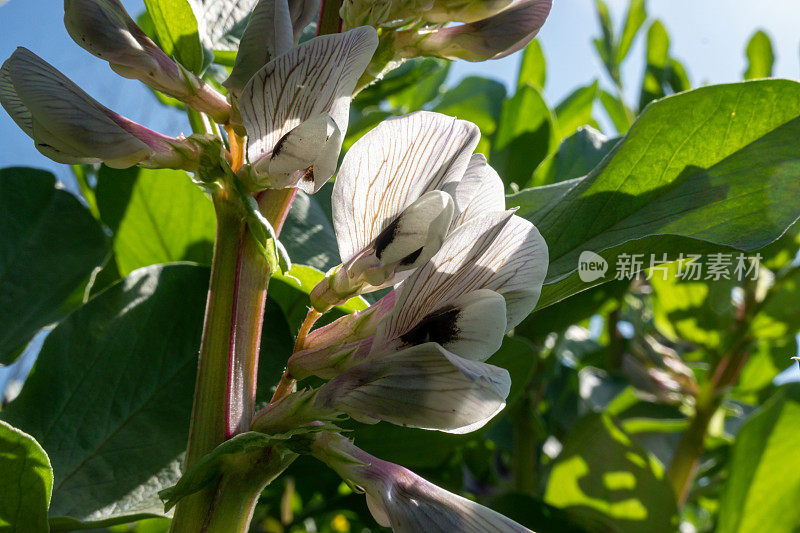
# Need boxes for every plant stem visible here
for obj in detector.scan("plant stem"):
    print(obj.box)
[317,0,343,36]
[270,309,321,404]
[203,447,299,532]
[230,188,298,436]
[511,394,537,494]
[171,189,245,532]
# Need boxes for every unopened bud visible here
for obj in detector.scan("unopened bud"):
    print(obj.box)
[0,48,199,169]
[63,0,230,122]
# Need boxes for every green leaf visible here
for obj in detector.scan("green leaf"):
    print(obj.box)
[599,90,634,134]
[491,84,557,188]
[0,420,53,531]
[0,167,108,364]
[96,166,216,277]
[639,20,670,110]
[593,0,617,84]
[552,127,618,183]
[717,384,800,533]
[617,0,647,63]
[387,59,450,112]
[511,80,800,310]
[144,0,204,73]
[355,58,448,110]
[434,76,506,154]
[744,30,775,80]
[517,39,546,90]
[544,414,678,532]
[491,492,605,533]
[649,261,737,351]
[554,81,599,139]
[1,264,209,525]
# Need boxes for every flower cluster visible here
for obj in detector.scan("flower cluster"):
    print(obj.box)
[1,1,552,531]
[343,0,553,62]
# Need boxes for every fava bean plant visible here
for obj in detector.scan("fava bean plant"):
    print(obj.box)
[2,1,800,532]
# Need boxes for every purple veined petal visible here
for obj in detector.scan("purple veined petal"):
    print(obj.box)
[224,0,294,97]
[395,0,553,61]
[449,153,506,230]
[0,48,188,168]
[375,211,549,348]
[313,342,510,433]
[313,433,534,532]
[240,26,378,189]
[332,111,480,265]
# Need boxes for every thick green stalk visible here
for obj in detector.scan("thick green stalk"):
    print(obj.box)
[204,447,298,532]
[317,0,344,35]
[171,189,245,531]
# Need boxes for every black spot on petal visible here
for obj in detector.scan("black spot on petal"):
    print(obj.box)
[271,130,290,159]
[399,247,423,266]
[374,215,401,261]
[400,306,461,347]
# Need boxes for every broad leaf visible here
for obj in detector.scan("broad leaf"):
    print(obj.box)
[599,90,633,134]
[96,166,216,277]
[510,80,800,310]
[551,127,618,183]
[1,264,209,524]
[544,414,678,532]
[639,20,670,110]
[0,420,53,531]
[717,384,800,533]
[144,0,205,73]
[0,167,107,364]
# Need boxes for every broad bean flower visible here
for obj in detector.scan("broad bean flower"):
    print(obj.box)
[313,432,534,532]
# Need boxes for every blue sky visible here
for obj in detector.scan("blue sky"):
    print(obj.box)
[1,0,800,182]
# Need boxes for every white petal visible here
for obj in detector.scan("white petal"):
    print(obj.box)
[1,48,151,165]
[333,111,480,264]
[374,190,454,268]
[449,154,506,230]
[397,288,507,362]
[366,493,392,528]
[263,113,340,191]
[376,212,548,347]
[0,64,34,136]
[315,342,510,433]
[241,27,378,187]
[224,0,294,95]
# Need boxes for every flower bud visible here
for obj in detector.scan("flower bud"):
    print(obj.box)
[63,0,230,122]
[310,190,454,312]
[312,433,534,532]
[0,48,197,169]
[425,0,515,23]
[395,0,552,61]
